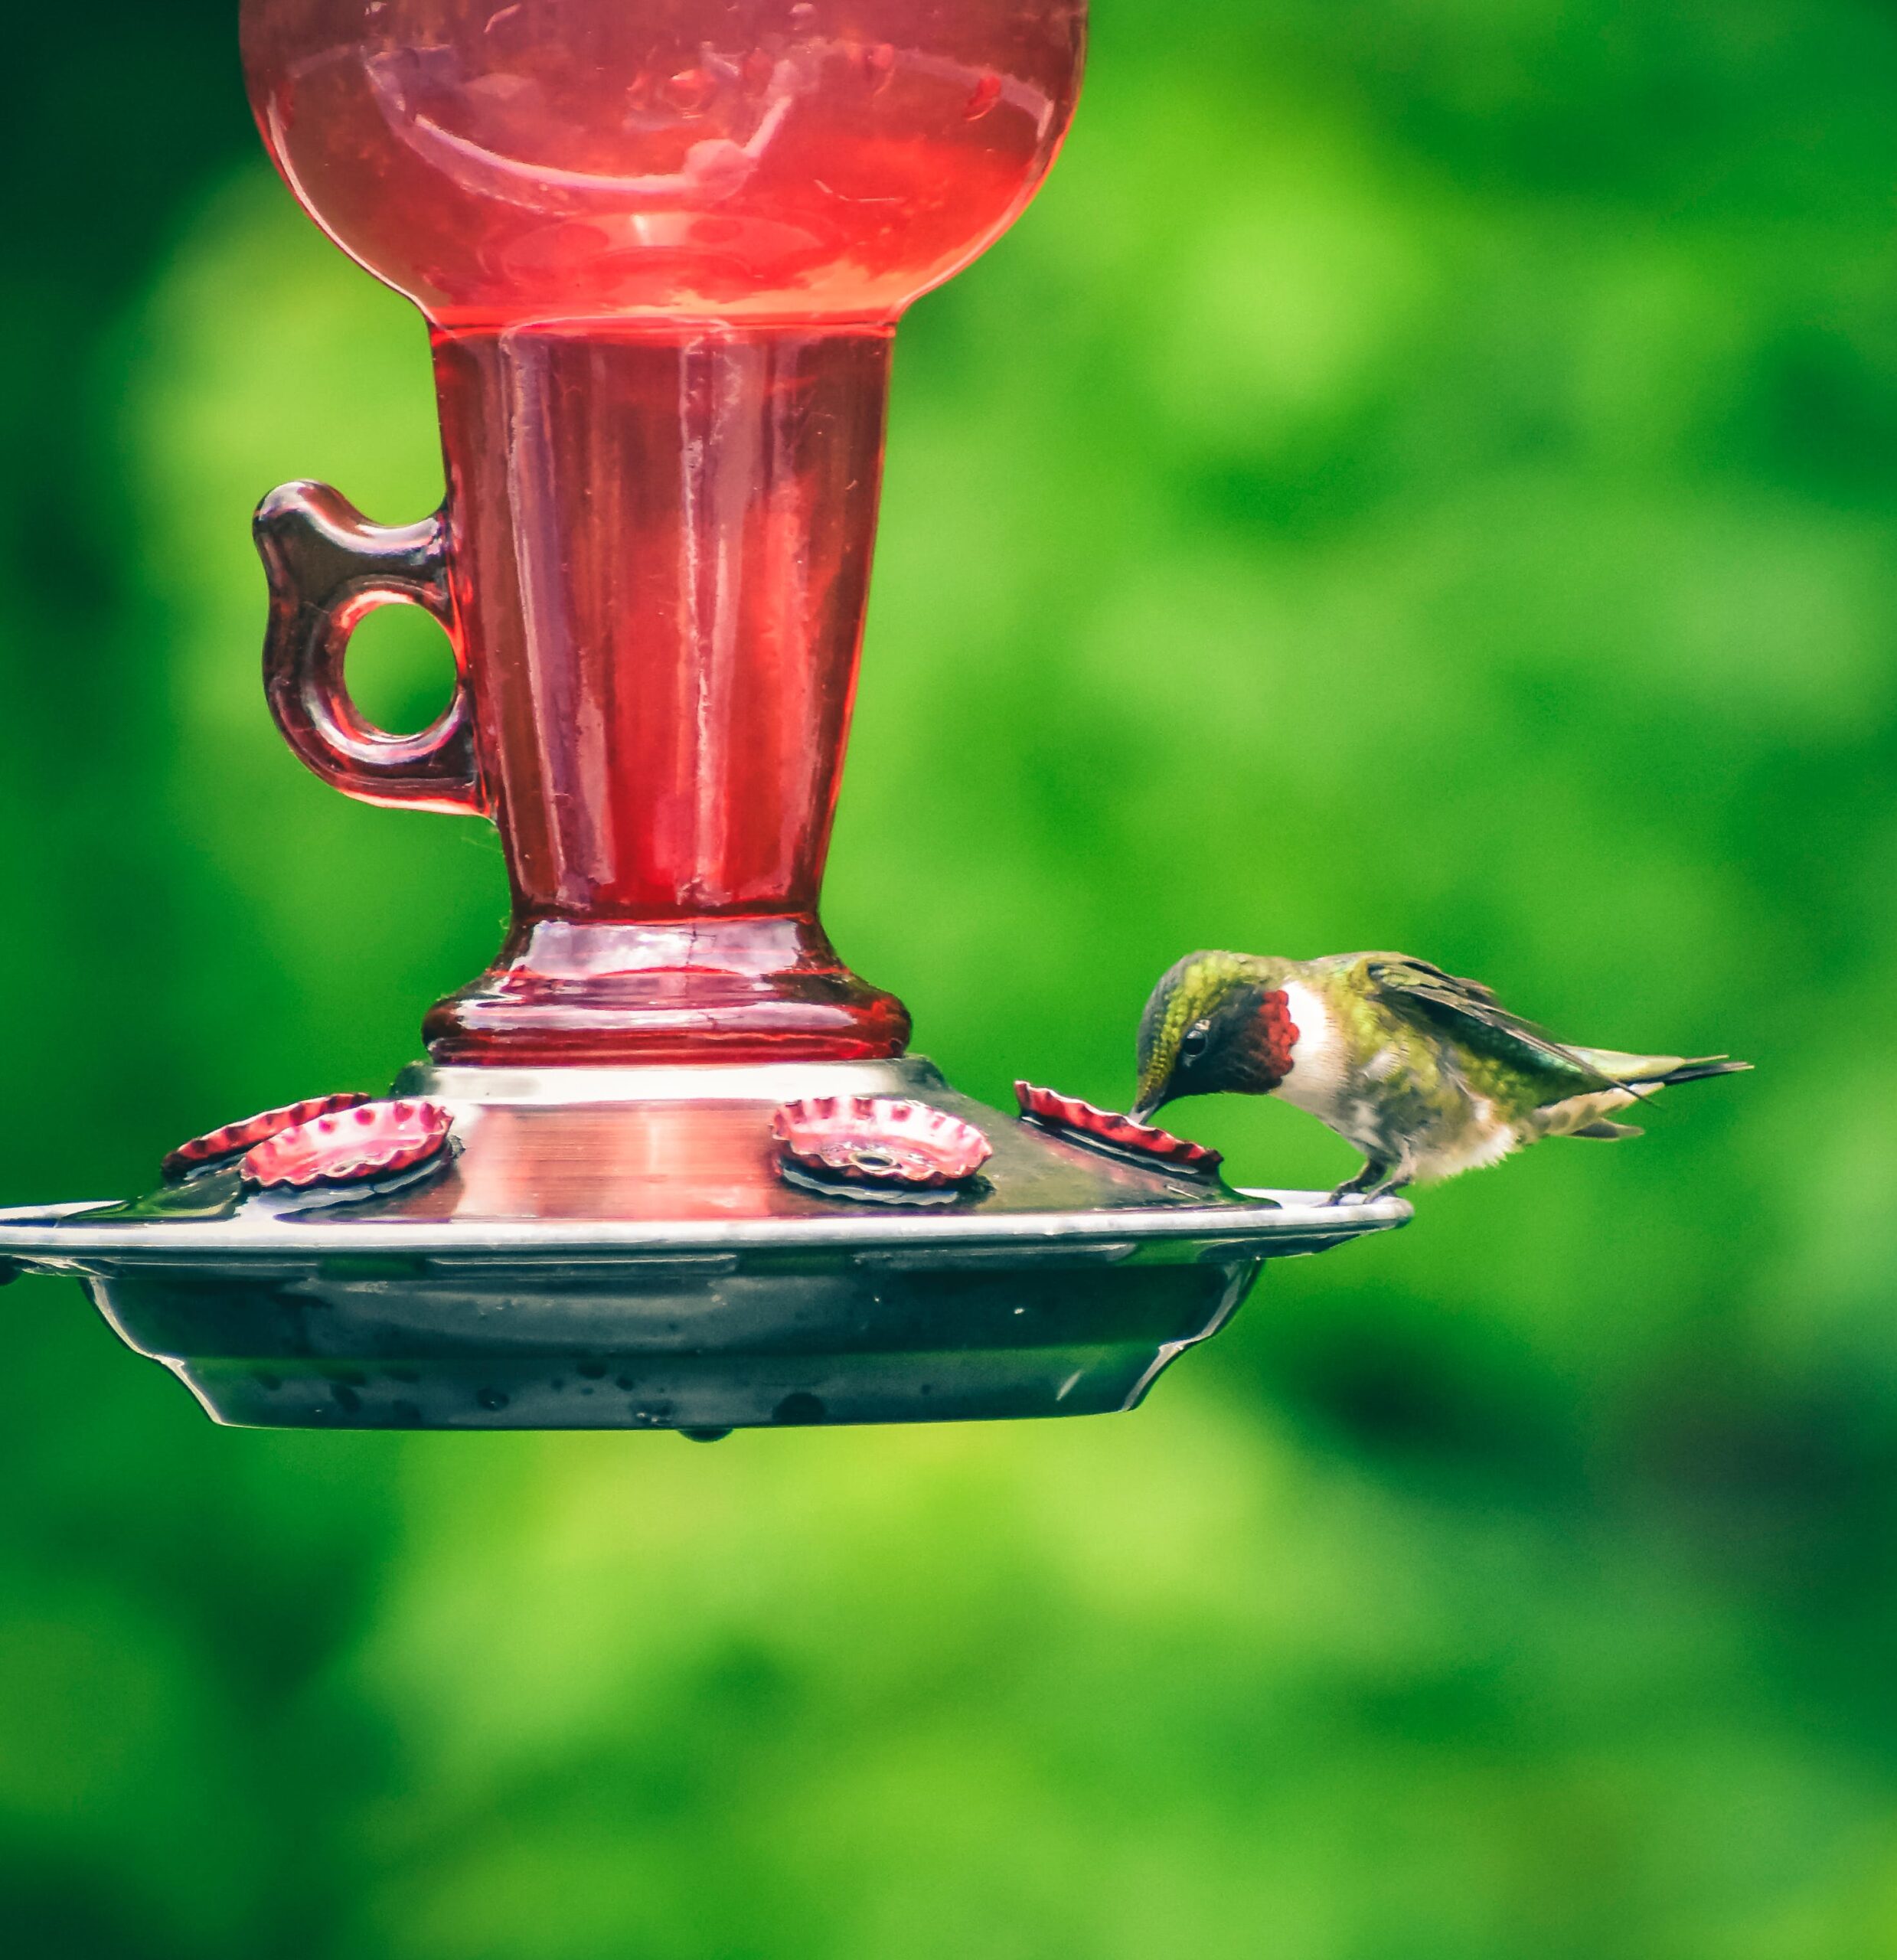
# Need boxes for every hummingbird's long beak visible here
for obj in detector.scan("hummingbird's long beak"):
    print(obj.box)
[1131,1050,1173,1125]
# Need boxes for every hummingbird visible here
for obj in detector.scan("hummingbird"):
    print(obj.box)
[1132,950,1748,1203]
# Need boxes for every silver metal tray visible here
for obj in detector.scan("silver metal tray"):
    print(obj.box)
[0,1059,1408,1432]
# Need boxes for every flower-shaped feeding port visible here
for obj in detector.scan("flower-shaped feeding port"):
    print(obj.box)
[1015,1082,1224,1178]
[162,1093,374,1181]
[239,1098,454,1190]
[772,1096,991,1205]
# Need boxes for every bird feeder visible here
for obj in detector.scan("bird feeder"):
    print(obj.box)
[0,0,1406,1432]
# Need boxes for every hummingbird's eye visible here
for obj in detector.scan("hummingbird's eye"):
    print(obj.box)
[1179,1021,1212,1063]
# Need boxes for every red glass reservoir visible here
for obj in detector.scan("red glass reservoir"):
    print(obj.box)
[242,0,1086,1063]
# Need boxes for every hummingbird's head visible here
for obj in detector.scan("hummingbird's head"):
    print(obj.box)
[1132,952,1299,1122]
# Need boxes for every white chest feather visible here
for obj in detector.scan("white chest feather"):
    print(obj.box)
[1273,980,1348,1122]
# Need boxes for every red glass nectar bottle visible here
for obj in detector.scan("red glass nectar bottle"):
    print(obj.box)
[242,0,1086,1063]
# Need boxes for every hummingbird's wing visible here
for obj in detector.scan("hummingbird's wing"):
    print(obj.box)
[1363,956,1611,1099]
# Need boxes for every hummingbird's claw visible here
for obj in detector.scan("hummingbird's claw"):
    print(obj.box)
[1328,1160,1399,1206]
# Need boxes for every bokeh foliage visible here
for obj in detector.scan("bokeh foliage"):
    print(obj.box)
[4,2,1897,1954]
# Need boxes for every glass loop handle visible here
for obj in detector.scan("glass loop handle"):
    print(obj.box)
[254,481,485,816]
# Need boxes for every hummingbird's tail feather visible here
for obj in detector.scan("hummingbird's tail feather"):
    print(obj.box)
[1569,1047,1752,1088]
[1654,1056,1752,1086]
[1535,1054,1742,1142]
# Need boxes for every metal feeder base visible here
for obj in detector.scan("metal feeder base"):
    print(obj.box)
[0,1059,1409,1432]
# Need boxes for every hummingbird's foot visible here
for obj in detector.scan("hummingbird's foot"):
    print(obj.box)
[1326,1159,1398,1206]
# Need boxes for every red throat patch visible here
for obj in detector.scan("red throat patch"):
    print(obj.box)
[1258,988,1299,1087]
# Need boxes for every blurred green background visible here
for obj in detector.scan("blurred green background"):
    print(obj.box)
[3,1,1895,1953]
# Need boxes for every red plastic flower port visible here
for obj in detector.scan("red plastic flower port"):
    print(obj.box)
[771,1096,991,1190]
[1014,1082,1224,1176]
[239,1099,454,1189]
[163,1093,373,1181]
